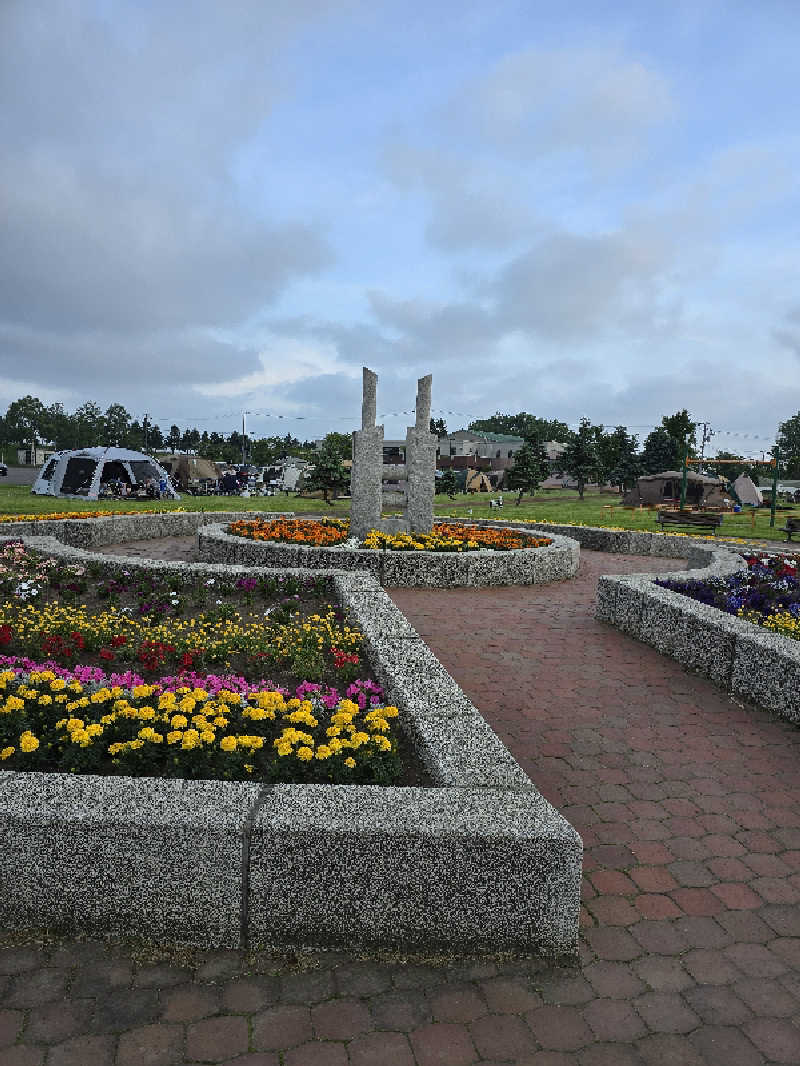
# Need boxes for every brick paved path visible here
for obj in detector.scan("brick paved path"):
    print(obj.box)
[2,546,799,1065]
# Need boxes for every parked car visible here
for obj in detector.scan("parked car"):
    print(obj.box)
[0,463,7,477]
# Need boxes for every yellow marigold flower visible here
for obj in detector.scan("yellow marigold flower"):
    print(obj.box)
[244,764,254,773]
[220,736,237,752]
[137,706,155,720]
[344,757,356,768]
[19,732,39,753]
[49,679,66,692]
[166,731,183,745]
[66,718,85,732]
[170,714,188,729]
[132,685,155,699]
[178,696,196,714]
[191,688,209,701]
[86,723,103,737]
[296,746,313,761]
[37,694,53,706]
[138,727,158,741]
[315,745,332,760]
[108,742,124,755]
[4,696,25,712]
[181,729,200,750]
[275,743,292,756]
[200,729,215,744]
[0,746,15,760]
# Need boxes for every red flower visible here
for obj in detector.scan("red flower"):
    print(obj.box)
[111,635,127,648]
[0,624,12,646]
[99,648,115,661]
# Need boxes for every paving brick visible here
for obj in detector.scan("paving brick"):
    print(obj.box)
[480,976,542,1013]
[195,951,243,982]
[683,985,752,1026]
[734,976,799,1017]
[525,1005,593,1051]
[633,992,700,1034]
[0,948,44,975]
[743,1018,800,1063]
[23,1000,93,1044]
[252,1005,312,1051]
[709,882,763,909]
[0,1012,24,1049]
[632,956,691,993]
[723,941,788,978]
[589,870,637,895]
[333,962,392,998]
[347,1031,415,1066]
[428,984,486,1024]
[578,1045,644,1066]
[311,999,371,1041]
[634,894,682,920]
[221,976,280,1013]
[672,915,731,949]
[409,1022,476,1066]
[716,910,775,943]
[92,989,160,1032]
[114,1023,185,1066]
[636,1033,706,1066]
[688,1024,764,1066]
[667,860,714,888]
[161,985,221,1023]
[584,927,641,962]
[760,902,800,937]
[582,998,647,1042]
[279,969,336,1004]
[628,921,688,957]
[5,968,68,1007]
[185,1017,249,1063]
[282,1042,348,1066]
[47,1035,117,1066]
[583,962,646,999]
[71,958,132,996]
[469,1014,538,1059]
[0,1047,46,1066]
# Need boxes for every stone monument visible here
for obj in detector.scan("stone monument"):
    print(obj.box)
[349,368,436,537]
[405,374,437,533]
[349,368,384,540]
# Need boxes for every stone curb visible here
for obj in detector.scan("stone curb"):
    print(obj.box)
[0,514,582,958]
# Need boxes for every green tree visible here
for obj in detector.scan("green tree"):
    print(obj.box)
[103,404,131,446]
[73,402,104,448]
[777,412,800,478]
[661,409,697,457]
[560,418,599,498]
[320,431,352,461]
[601,426,642,491]
[430,417,447,437]
[302,443,349,504]
[5,396,48,449]
[469,412,571,441]
[167,425,181,451]
[438,468,459,497]
[641,427,679,473]
[506,438,550,504]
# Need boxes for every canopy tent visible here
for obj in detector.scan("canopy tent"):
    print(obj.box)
[31,448,179,500]
[159,454,220,493]
[623,470,732,509]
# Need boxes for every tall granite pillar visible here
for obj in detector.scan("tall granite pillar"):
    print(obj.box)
[350,368,384,540]
[405,374,437,533]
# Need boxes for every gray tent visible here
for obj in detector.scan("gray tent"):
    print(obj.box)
[32,447,179,500]
[623,470,730,509]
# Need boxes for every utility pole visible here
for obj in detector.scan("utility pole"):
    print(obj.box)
[143,413,149,453]
[698,422,714,470]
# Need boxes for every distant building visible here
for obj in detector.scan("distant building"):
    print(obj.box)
[17,445,58,466]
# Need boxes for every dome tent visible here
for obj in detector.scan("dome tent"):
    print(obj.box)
[31,447,179,500]
[622,470,731,509]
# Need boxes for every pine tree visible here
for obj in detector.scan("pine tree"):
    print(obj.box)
[560,419,599,499]
[303,444,349,504]
[506,439,550,505]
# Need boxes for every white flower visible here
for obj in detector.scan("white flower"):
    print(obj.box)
[216,599,223,605]
[206,579,215,586]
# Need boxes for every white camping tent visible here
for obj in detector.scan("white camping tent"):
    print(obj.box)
[732,474,763,507]
[31,447,179,500]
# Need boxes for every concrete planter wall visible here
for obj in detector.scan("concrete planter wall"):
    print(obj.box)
[0,519,582,957]
[199,522,579,588]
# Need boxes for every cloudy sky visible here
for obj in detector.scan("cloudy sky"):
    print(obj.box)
[1,0,798,453]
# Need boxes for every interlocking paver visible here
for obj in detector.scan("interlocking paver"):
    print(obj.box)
[0,544,798,1065]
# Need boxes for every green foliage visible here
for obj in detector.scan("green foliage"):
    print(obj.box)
[302,444,349,503]
[320,431,352,461]
[601,426,643,491]
[506,439,549,503]
[560,419,600,498]
[468,411,571,442]
[438,468,459,497]
[430,417,447,437]
[661,409,697,454]
[641,427,679,474]
[777,412,800,478]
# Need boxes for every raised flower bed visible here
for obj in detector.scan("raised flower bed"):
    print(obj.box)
[207,519,577,588]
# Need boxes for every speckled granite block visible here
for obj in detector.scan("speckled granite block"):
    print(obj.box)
[731,628,800,723]
[595,577,618,623]
[0,773,259,946]
[248,785,582,956]
[380,550,470,587]
[610,577,651,637]
[671,600,740,687]
[534,541,579,584]
[639,588,690,656]
[407,714,533,788]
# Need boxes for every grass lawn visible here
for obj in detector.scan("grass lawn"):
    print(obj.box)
[1,484,797,544]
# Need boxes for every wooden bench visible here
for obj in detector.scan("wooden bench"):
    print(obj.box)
[656,511,723,536]
[780,517,800,542]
